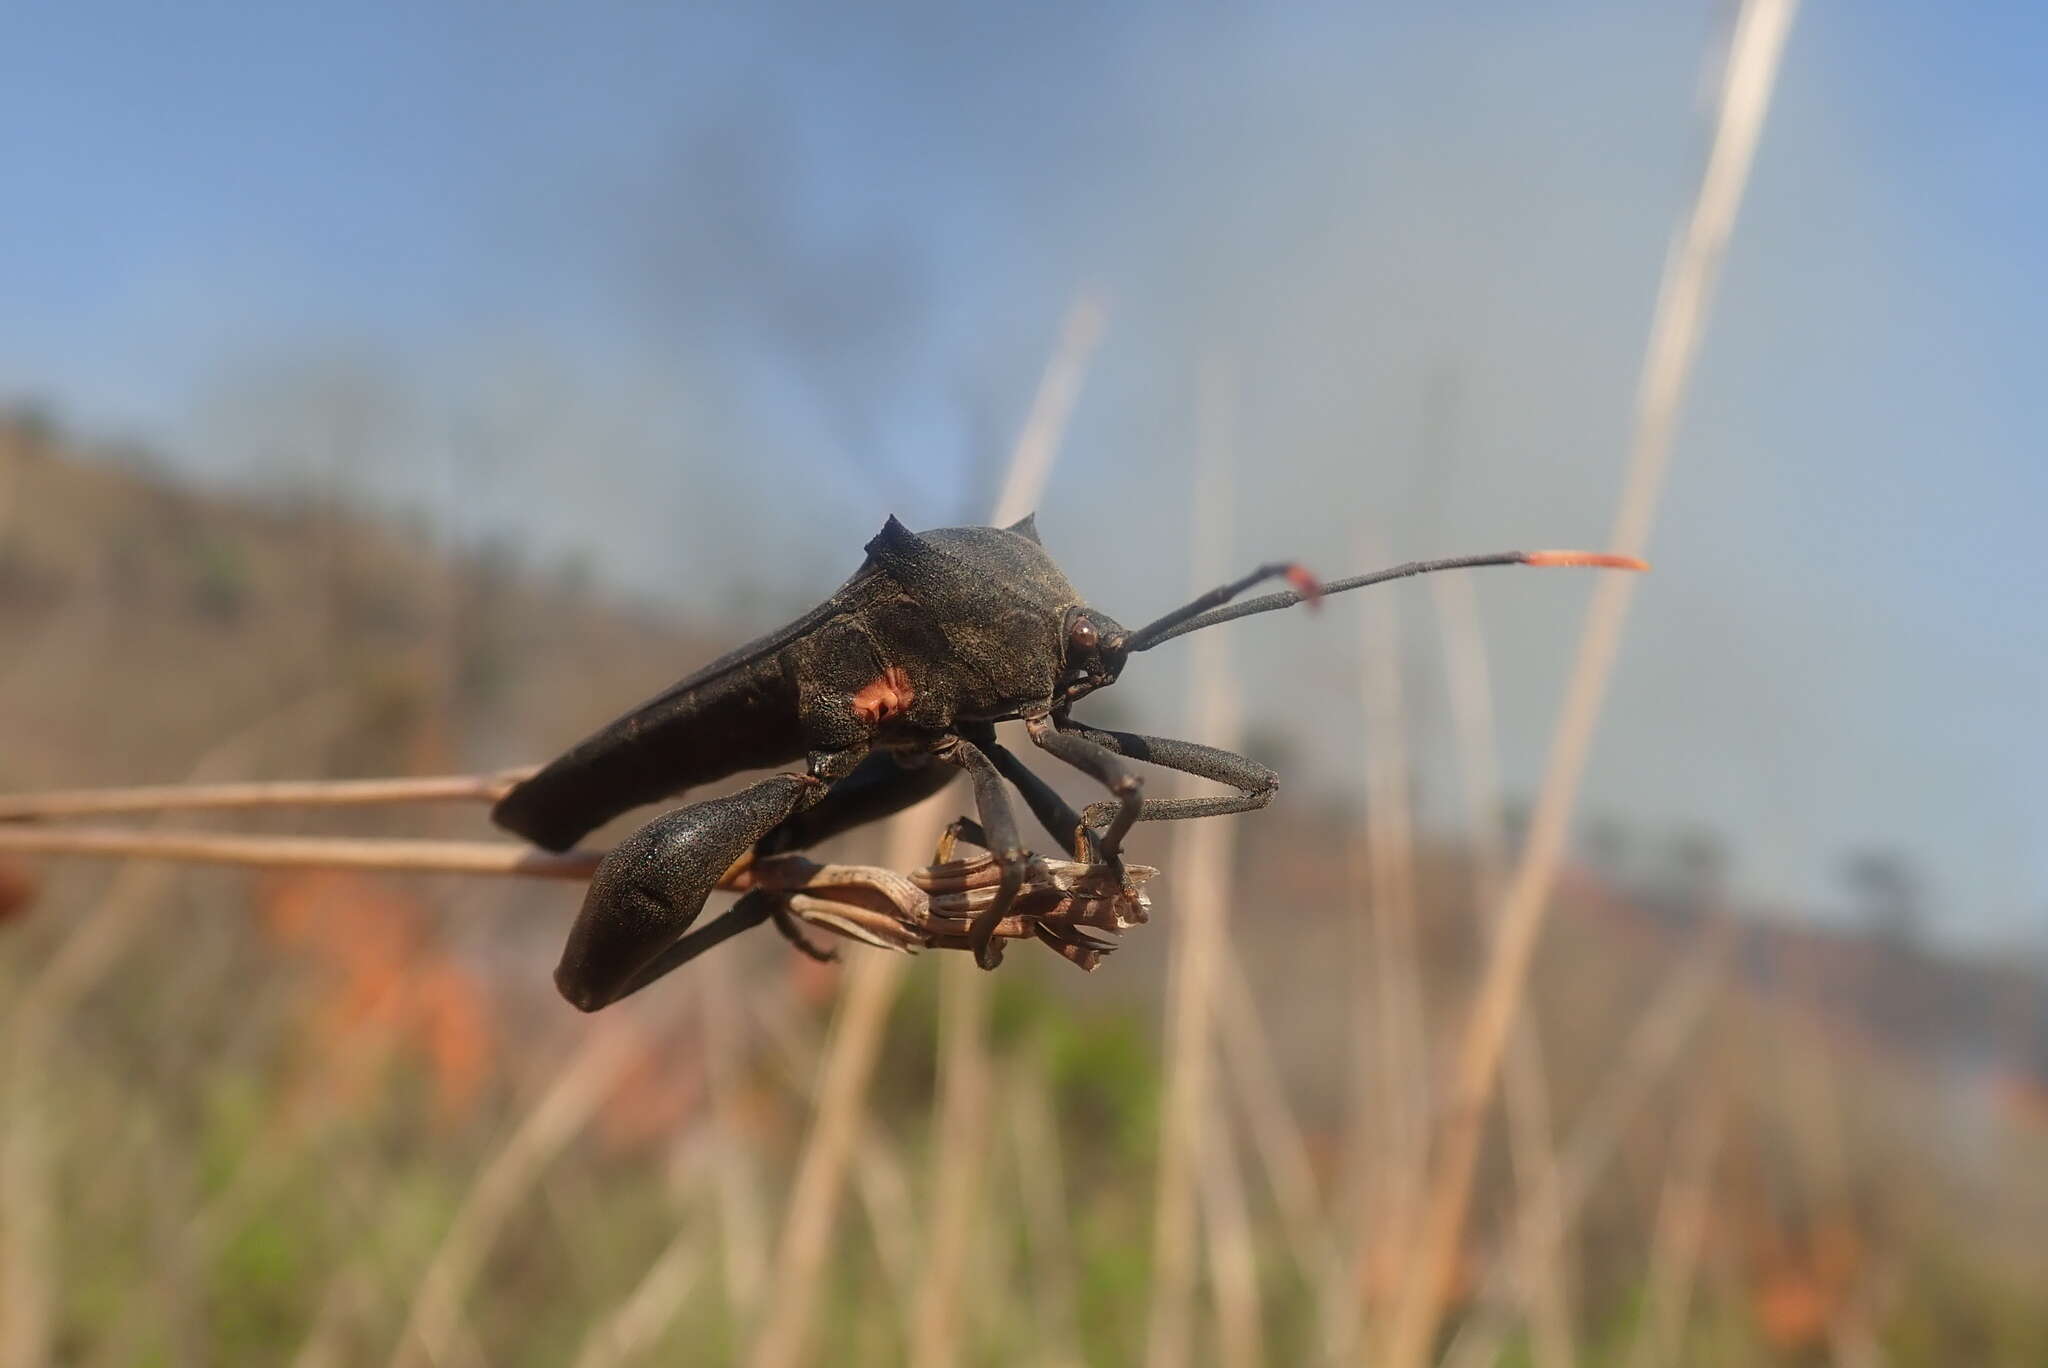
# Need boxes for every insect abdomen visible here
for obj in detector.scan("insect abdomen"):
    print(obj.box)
[494,646,804,852]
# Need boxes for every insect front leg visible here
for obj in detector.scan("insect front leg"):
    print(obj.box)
[937,738,1029,971]
[1058,721,1279,829]
[1023,713,1143,862]
[557,769,835,1011]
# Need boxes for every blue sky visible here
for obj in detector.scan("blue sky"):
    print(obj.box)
[4,0,2043,941]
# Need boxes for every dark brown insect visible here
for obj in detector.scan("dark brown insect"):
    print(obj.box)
[493,513,1642,1010]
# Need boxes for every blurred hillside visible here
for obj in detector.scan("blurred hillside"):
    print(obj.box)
[0,405,746,796]
[4,414,2048,1363]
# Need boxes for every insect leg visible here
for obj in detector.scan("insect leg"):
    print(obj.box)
[770,903,841,963]
[939,738,1029,971]
[1058,722,1279,829]
[754,749,956,856]
[1023,714,1143,861]
[983,740,1097,859]
[557,771,826,1011]
[934,816,990,855]
[605,889,781,1001]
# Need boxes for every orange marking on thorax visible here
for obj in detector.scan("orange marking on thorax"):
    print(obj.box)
[851,666,916,725]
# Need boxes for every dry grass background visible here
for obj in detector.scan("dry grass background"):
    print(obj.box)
[4,416,2048,1367]
[6,2,2048,1363]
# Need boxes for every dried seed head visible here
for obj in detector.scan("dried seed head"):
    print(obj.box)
[760,848,1155,968]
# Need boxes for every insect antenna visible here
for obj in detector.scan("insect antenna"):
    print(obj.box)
[1125,549,1647,652]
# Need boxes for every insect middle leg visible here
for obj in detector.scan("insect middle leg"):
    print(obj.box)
[982,739,1097,859]
[938,738,1029,971]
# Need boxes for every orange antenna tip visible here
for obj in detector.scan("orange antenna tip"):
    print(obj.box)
[1284,564,1326,606]
[1522,550,1650,572]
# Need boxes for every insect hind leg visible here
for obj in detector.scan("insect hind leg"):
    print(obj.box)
[603,891,781,1003]
[753,750,955,857]
[557,772,824,1011]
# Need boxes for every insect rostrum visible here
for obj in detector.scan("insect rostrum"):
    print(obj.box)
[493,513,1643,1011]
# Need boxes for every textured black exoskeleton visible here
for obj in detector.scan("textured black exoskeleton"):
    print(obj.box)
[494,514,1641,1010]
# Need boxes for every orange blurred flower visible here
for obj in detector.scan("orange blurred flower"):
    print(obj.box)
[1750,1222,1864,1353]
[597,1027,702,1153]
[258,870,497,1123]
[0,856,38,925]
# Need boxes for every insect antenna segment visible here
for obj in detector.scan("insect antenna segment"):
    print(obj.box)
[1127,548,1647,651]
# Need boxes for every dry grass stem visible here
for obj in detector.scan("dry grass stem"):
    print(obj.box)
[854,1128,924,1333]
[0,770,532,821]
[572,1243,704,1368]
[699,969,771,1320]
[1214,958,1341,1292]
[1517,916,1732,1304]
[1354,541,1429,1361]
[566,991,766,1361]
[1008,1059,1086,1368]
[291,1269,379,1368]
[1383,3,1797,1360]
[1432,570,1578,1368]
[1623,1084,1726,1368]
[1145,359,1242,1368]
[991,293,1107,527]
[745,945,909,1368]
[0,825,606,879]
[389,1020,650,1368]
[283,1110,493,1368]
[731,983,930,1338]
[909,955,991,1367]
[1200,1097,1266,1368]
[570,1223,706,1368]
[1441,923,1733,1368]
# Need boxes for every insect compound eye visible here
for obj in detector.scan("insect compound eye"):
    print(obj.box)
[1067,615,1100,652]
